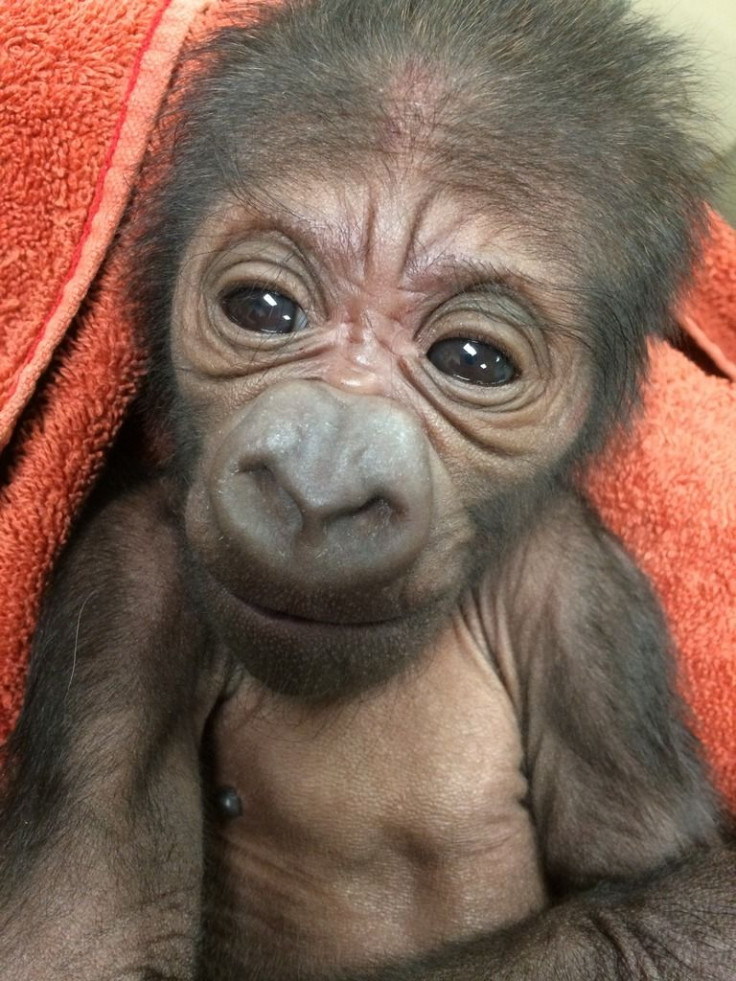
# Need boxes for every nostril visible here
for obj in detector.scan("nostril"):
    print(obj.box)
[353,496,393,520]
[241,465,273,490]
[321,496,401,548]
[294,493,400,548]
[348,496,403,534]
[236,464,303,532]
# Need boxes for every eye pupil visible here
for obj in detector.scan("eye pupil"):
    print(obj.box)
[221,287,302,334]
[428,338,516,386]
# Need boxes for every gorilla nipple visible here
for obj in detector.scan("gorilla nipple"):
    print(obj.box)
[215,785,243,820]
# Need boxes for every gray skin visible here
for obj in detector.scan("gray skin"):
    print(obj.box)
[0,167,732,981]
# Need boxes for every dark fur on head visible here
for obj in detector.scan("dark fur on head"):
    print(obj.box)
[132,0,712,464]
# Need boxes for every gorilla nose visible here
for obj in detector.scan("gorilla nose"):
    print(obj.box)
[208,382,434,591]
[249,464,401,549]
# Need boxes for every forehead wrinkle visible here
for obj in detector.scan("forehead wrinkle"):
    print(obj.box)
[399,183,446,283]
[202,180,563,309]
[346,175,460,291]
[405,249,566,328]
[200,193,351,273]
[352,183,444,291]
[213,178,457,281]
[359,192,378,280]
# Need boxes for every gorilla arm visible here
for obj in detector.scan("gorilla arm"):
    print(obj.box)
[0,483,212,981]
[367,845,736,981]
[364,496,735,981]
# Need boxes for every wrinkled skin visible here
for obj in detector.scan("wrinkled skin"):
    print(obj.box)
[2,0,736,978]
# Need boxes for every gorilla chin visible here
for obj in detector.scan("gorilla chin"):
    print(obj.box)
[189,555,453,701]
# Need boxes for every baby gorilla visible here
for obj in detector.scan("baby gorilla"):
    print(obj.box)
[1,1,734,980]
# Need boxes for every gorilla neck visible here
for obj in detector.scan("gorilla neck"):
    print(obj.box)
[202,591,544,976]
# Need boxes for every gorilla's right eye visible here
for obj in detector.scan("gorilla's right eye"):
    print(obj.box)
[220,286,306,334]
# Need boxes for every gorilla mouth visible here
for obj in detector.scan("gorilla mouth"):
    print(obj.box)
[191,554,446,698]
[243,597,408,629]
[189,548,422,632]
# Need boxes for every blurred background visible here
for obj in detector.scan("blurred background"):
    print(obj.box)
[632,0,736,224]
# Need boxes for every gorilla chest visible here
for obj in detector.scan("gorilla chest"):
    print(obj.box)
[206,632,545,971]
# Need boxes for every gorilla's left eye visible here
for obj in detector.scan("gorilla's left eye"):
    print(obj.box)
[427,338,517,386]
[220,286,306,334]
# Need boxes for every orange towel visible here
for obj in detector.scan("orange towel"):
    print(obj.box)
[1,0,735,812]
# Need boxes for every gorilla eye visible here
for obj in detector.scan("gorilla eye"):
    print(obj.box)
[220,286,306,334]
[427,339,517,386]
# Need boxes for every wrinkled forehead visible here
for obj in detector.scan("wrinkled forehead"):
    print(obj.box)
[187,169,577,303]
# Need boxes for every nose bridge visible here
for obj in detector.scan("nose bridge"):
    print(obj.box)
[322,362,387,397]
[321,313,409,399]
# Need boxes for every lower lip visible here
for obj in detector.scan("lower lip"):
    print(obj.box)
[243,599,402,630]
[195,561,410,632]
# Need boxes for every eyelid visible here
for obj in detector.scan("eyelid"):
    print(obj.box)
[451,287,540,333]
[215,265,302,296]
[207,230,328,315]
[218,282,294,304]
[212,263,318,328]
[442,257,547,323]
[421,302,530,366]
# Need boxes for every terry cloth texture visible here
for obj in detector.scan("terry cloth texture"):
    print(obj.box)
[0,0,214,735]
[1,0,735,811]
